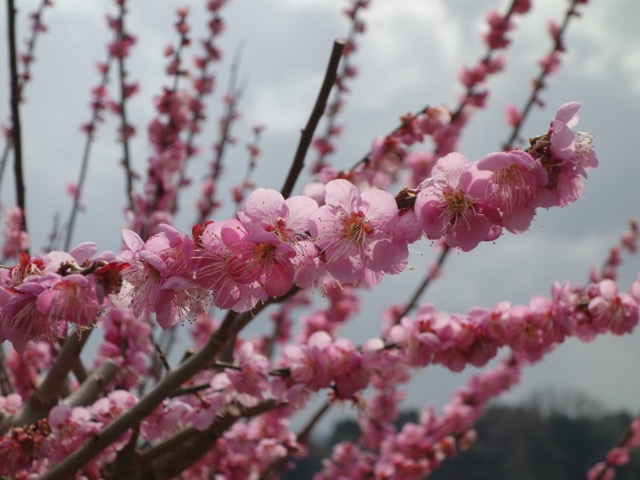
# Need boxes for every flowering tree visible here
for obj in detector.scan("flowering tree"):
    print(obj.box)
[1,0,639,479]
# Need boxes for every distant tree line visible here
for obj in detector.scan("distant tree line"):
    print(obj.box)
[284,394,640,479]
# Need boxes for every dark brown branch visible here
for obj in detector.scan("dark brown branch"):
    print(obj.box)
[6,330,91,431]
[280,39,345,199]
[39,281,307,479]
[0,0,51,189]
[40,307,239,479]
[503,0,583,149]
[116,0,135,211]
[7,0,28,237]
[63,359,119,407]
[135,400,283,480]
[62,337,89,386]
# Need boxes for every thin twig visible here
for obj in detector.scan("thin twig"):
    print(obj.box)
[116,0,135,210]
[63,37,116,251]
[173,16,231,222]
[153,341,172,373]
[194,47,246,225]
[7,0,28,237]
[312,2,369,172]
[280,39,345,199]
[592,411,640,480]
[397,244,451,321]
[503,0,583,149]
[0,0,51,189]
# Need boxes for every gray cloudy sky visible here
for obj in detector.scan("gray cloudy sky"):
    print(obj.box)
[2,0,640,434]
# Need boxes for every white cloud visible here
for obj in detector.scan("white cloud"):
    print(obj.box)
[248,72,324,133]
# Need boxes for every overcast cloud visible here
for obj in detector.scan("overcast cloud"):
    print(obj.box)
[1,0,640,435]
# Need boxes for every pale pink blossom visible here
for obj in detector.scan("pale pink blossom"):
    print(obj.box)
[414,153,502,251]
[476,150,553,233]
[309,179,407,284]
[120,225,203,328]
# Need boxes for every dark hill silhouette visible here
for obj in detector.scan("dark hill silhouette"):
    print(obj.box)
[282,391,640,479]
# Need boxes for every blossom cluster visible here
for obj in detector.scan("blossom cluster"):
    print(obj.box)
[0,103,597,352]
[0,390,137,478]
[2,0,634,478]
[2,259,637,477]
[588,417,640,480]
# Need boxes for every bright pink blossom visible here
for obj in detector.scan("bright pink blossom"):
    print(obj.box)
[120,225,203,328]
[309,179,407,284]
[0,274,64,352]
[36,274,100,327]
[226,342,270,406]
[476,150,552,233]
[538,102,598,207]
[588,279,639,335]
[414,153,502,251]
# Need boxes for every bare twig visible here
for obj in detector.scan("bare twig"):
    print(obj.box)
[397,244,451,320]
[63,37,116,251]
[280,39,345,199]
[503,0,584,149]
[0,0,52,189]
[116,0,135,210]
[7,0,28,238]
[311,1,369,172]
[194,46,246,225]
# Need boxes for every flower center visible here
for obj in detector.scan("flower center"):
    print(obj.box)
[253,242,278,263]
[340,211,373,247]
[441,186,476,226]
[492,164,534,212]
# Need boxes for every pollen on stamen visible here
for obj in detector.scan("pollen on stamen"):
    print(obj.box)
[493,165,532,212]
[441,187,476,229]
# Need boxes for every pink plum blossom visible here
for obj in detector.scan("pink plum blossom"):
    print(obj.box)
[588,279,639,335]
[534,101,599,207]
[309,179,407,284]
[238,188,318,246]
[476,149,553,233]
[191,219,266,311]
[120,225,204,328]
[0,274,64,352]
[414,153,502,251]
